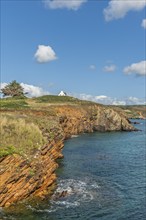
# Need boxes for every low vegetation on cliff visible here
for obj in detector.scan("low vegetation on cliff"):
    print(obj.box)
[0,115,46,157]
[0,96,145,158]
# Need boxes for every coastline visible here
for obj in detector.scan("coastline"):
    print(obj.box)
[0,99,143,208]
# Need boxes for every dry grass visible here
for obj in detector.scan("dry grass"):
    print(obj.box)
[0,115,46,157]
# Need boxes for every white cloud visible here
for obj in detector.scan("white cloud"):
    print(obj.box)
[141,19,146,29]
[34,45,57,63]
[89,65,96,70]
[21,83,50,97]
[123,60,146,76]
[0,83,7,90]
[112,100,126,105]
[104,0,146,21]
[71,93,112,105]
[44,0,87,10]
[95,95,108,100]
[103,64,116,72]
[71,93,146,105]
[0,82,50,97]
[125,96,146,105]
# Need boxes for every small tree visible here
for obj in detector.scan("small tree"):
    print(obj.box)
[1,80,25,97]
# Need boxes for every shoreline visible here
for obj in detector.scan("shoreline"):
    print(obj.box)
[0,102,142,208]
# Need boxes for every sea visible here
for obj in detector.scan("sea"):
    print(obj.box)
[1,119,145,220]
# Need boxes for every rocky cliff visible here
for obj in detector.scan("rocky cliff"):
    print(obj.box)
[0,104,136,207]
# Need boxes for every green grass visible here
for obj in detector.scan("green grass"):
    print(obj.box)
[34,95,79,103]
[0,96,97,110]
[0,146,17,157]
[33,95,97,106]
[0,98,29,109]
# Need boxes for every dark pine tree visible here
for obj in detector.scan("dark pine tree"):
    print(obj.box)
[1,80,25,97]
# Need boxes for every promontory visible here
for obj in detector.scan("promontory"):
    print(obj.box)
[0,96,145,207]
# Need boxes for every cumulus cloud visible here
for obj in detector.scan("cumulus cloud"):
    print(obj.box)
[44,0,87,10]
[34,45,57,63]
[104,0,146,21]
[71,93,146,105]
[21,83,50,97]
[123,60,146,76]
[71,93,114,105]
[0,83,7,90]
[95,95,107,100]
[0,82,50,97]
[141,19,146,29]
[103,64,116,72]
[112,100,126,105]
[126,96,146,105]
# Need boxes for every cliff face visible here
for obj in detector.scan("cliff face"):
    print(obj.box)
[111,105,146,119]
[0,104,135,207]
[56,105,134,138]
[0,136,64,207]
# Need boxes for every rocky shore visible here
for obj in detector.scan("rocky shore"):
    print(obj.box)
[0,103,137,207]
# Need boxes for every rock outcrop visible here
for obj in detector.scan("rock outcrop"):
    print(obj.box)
[0,135,64,207]
[0,104,136,207]
[56,105,135,139]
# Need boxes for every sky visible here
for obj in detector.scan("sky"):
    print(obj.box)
[1,0,146,105]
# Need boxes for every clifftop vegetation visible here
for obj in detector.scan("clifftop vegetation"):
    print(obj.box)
[0,96,145,158]
[0,80,25,98]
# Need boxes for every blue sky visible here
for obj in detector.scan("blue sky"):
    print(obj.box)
[1,0,146,105]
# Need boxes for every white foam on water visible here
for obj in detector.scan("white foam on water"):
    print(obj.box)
[50,179,100,209]
[91,183,100,189]
[71,135,79,138]
[53,200,79,208]
[28,179,100,213]
[37,208,57,213]
[27,205,35,211]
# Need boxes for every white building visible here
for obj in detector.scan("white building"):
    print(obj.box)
[58,91,67,96]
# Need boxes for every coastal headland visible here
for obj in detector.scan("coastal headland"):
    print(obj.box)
[0,96,145,207]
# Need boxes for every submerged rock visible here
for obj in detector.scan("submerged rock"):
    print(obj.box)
[52,190,68,200]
